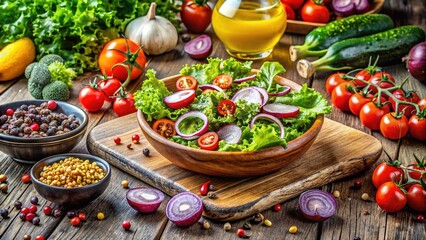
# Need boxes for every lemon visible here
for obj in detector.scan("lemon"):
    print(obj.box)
[0,37,36,81]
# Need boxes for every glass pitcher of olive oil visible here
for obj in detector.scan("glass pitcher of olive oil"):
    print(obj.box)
[212,0,287,60]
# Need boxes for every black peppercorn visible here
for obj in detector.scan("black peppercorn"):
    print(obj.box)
[0,208,9,218]
[182,33,191,42]
[67,210,76,218]
[14,200,22,209]
[32,217,41,225]
[30,196,39,205]
[142,148,150,157]
[53,209,62,218]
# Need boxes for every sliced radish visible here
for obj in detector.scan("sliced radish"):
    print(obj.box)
[175,111,209,140]
[250,86,269,107]
[126,187,165,213]
[164,90,196,110]
[234,74,257,83]
[262,103,300,118]
[184,34,212,59]
[217,124,242,144]
[268,86,291,97]
[166,192,203,227]
[250,113,285,138]
[231,87,262,106]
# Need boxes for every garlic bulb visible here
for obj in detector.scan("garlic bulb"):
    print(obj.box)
[125,2,178,55]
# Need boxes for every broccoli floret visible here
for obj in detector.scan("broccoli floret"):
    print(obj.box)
[42,81,70,101]
[27,63,51,99]
[39,54,64,66]
[24,62,37,79]
[48,61,76,88]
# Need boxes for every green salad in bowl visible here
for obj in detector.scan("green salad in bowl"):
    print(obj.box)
[134,58,331,152]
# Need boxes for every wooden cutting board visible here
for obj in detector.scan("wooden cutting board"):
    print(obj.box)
[87,113,382,221]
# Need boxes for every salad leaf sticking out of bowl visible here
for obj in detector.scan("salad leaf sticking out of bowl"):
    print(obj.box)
[134,58,331,152]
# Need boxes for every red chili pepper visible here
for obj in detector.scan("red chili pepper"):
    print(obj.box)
[200,180,211,196]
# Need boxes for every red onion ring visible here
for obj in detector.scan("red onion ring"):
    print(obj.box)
[262,103,300,118]
[217,124,242,144]
[268,86,291,97]
[175,111,209,140]
[231,87,263,106]
[250,113,285,139]
[234,74,257,83]
[249,86,269,107]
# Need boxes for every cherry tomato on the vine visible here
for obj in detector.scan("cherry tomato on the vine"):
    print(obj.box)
[152,119,176,138]
[408,115,426,141]
[98,77,122,102]
[98,38,146,82]
[326,73,346,95]
[354,69,376,87]
[376,181,407,213]
[113,92,137,117]
[407,164,426,182]
[372,162,404,189]
[389,89,420,118]
[79,86,105,112]
[281,0,304,10]
[359,97,390,130]
[176,76,198,91]
[213,74,233,89]
[217,100,236,116]
[349,92,374,116]
[197,132,219,151]
[181,0,212,34]
[282,3,296,20]
[380,113,409,140]
[418,97,426,111]
[331,82,354,111]
[368,71,395,94]
[407,184,426,212]
[300,0,330,23]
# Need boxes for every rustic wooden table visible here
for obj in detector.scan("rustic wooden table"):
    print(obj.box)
[0,0,425,239]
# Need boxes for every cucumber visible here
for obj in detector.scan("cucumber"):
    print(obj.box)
[289,14,394,62]
[297,25,426,78]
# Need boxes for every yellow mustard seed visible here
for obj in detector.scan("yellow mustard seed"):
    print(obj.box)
[263,219,272,227]
[97,212,105,220]
[121,180,129,188]
[289,226,298,234]
[361,193,370,201]
[333,190,341,198]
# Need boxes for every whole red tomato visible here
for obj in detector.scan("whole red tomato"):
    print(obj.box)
[359,97,390,130]
[389,89,420,118]
[408,115,426,141]
[368,71,395,94]
[113,92,137,117]
[98,77,122,102]
[353,67,380,87]
[376,181,407,213]
[331,82,354,111]
[79,86,105,112]
[300,0,330,23]
[181,0,212,33]
[282,2,296,20]
[98,38,146,82]
[380,113,409,140]
[372,161,404,189]
[407,184,426,212]
[281,0,304,10]
[418,97,426,111]
[349,92,374,116]
[326,73,346,95]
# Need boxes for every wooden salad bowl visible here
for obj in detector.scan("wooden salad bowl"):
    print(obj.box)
[286,0,385,34]
[137,72,325,177]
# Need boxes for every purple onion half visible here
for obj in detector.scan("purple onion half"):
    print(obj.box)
[298,189,338,222]
[406,42,426,82]
[166,192,204,227]
[126,187,165,213]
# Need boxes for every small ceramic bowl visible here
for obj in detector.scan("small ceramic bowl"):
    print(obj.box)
[30,153,111,208]
[0,100,88,163]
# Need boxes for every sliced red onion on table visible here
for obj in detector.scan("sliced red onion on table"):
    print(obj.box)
[184,34,212,59]
[164,89,196,109]
[231,87,263,106]
[234,74,257,83]
[268,86,291,97]
[405,42,426,82]
[198,84,227,98]
[298,189,338,222]
[250,113,285,138]
[353,0,370,13]
[217,124,242,144]
[126,187,165,213]
[175,111,209,140]
[332,0,355,16]
[250,86,269,107]
[262,103,300,118]
[166,192,203,227]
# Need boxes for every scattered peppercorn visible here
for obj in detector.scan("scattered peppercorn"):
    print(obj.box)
[202,220,211,230]
[121,180,129,188]
[142,148,150,157]
[182,33,192,42]
[26,212,36,221]
[273,204,282,212]
[127,143,132,149]
[23,234,31,240]
[70,216,81,226]
[114,137,121,145]
[53,209,62,218]
[38,157,106,188]
[14,200,22,210]
[0,174,7,183]
[224,222,232,231]
[21,174,31,184]
[19,213,26,221]
[363,210,370,215]
[122,220,131,230]
[78,212,87,221]
[263,219,272,227]
[30,196,39,205]
[207,191,217,199]
[353,179,362,189]
[236,228,245,238]
[43,206,52,216]
[132,134,140,143]
[242,222,252,230]
[353,237,361,240]
[416,214,424,222]
[209,184,216,191]
[29,205,37,213]
[249,213,264,224]
[0,208,9,218]
[0,183,8,193]
[67,210,76,218]
[333,190,341,198]
[97,212,105,220]
[32,217,40,225]
[289,225,298,234]
[361,193,369,201]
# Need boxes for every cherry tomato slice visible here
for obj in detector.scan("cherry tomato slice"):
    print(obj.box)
[213,74,232,89]
[152,119,176,138]
[176,76,198,91]
[217,100,236,116]
[197,132,219,151]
